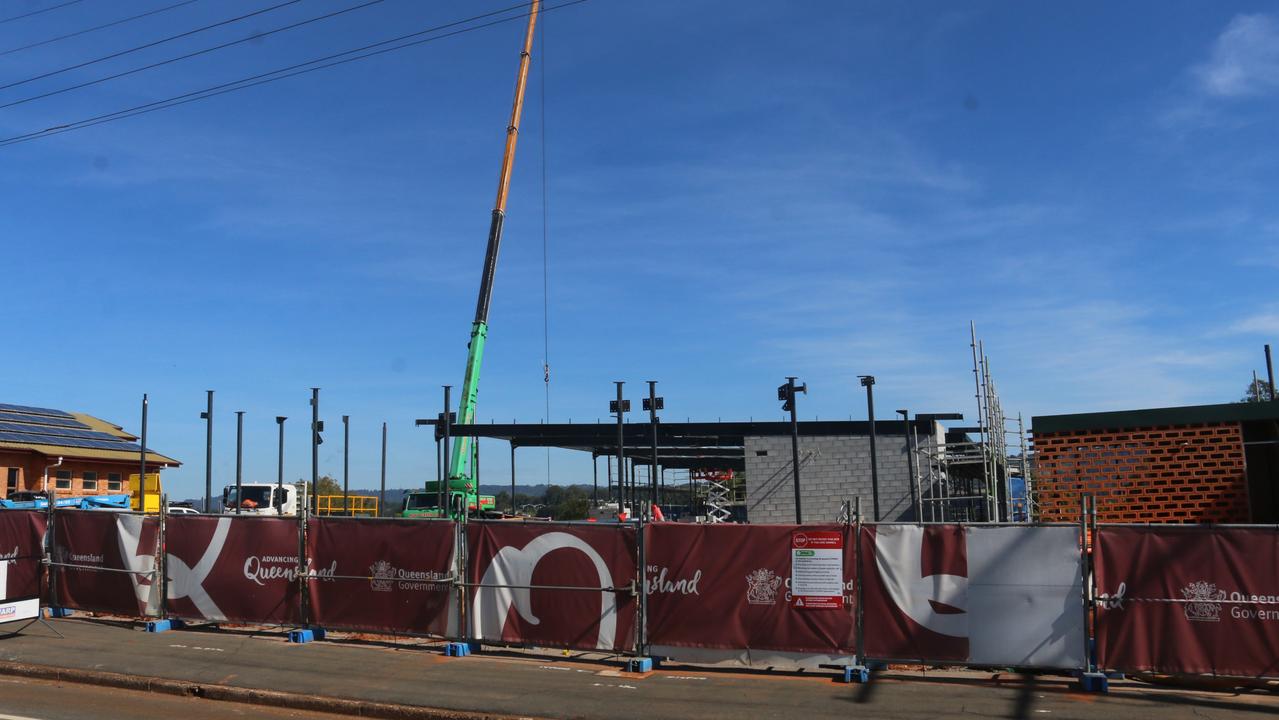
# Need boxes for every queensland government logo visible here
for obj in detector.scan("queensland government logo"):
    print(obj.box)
[370,560,395,592]
[746,568,782,605]
[1181,581,1226,622]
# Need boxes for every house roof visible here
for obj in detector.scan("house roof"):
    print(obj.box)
[1032,401,1279,435]
[0,401,180,466]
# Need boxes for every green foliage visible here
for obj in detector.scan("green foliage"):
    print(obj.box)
[493,484,592,520]
[1241,379,1275,403]
[301,475,342,496]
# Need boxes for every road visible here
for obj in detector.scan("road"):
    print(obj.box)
[1,618,1278,719]
[0,675,340,720]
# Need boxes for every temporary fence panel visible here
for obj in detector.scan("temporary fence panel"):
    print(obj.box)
[1095,525,1279,678]
[1,511,46,624]
[644,523,856,666]
[466,521,637,652]
[50,511,159,617]
[861,524,1084,669]
[307,517,455,635]
[166,515,303,625]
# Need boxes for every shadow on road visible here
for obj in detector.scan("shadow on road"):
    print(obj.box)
[1009,673,1037,719]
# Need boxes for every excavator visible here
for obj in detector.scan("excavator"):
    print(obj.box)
[409,2,540,520]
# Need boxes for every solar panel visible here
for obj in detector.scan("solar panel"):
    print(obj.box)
[0,403,75,419]
[0,421,126,443]
[0,431,143,453]
[0,411,90,429]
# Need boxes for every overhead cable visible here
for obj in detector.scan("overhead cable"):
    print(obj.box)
[0,0,589,148]
[0,0,84,26]
[0,0,387,111]
[0,0,303,92]
[0,1,200,58]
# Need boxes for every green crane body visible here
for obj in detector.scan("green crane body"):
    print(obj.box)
[419,2,539,521]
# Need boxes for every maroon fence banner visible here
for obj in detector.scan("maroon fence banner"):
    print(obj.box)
[0,511,46,602]
[645,523,856,656]
[1095,526,1279,678]
[467,522,637,652]
[166,515,303,625]
[307,518,454,635]
[51,512,159,617]
[860,524,967,661]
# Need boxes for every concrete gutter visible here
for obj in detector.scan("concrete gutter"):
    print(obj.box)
[0,660,535,720]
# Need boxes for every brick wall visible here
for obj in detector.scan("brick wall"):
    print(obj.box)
[1032,422,1250,523]
[0,450,135,499]
[744,434,924,523]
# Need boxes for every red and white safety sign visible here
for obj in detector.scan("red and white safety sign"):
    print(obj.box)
[790,531,843,609]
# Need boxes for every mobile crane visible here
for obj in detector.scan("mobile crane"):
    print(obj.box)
[415,1,540,520]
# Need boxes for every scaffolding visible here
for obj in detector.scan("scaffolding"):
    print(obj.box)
[917,323,1033,522]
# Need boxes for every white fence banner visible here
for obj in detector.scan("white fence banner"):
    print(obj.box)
[966,526,1084,669]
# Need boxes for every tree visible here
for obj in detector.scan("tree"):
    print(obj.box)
[302,475,342,497]
[1241,378,1274,403]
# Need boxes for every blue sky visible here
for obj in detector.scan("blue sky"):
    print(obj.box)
[3,1,1278,499]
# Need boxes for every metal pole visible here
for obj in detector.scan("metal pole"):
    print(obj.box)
[1267,344,1276,400]
[786,376,803,524]
[235,411,244,515]
[898,409,918,522]
[276,416,286,514]
[614,381,626,516]
[510,443,517,515]
[342,415,350,515]
[380,421,387,518]
[203,390,213,513]
[139,393,148,510]
[592,453,598,508]
[606,453,613,508]
[442,386,452,515]
[310,388,320,514]
[860,376,880,521]
[435,437,442,489]
[647,381,660,515]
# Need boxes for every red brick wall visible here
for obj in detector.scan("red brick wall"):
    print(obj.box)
[1032,422,1250,523]
[0,450,135,499]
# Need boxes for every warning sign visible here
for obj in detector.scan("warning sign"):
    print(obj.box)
[790,531,843,610]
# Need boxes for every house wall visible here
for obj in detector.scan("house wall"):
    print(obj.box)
[1032,422,1250,523]
[0,450,136,499]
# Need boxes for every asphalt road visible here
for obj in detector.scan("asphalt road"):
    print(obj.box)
[0,675,341,720]
[2,618,1278,719]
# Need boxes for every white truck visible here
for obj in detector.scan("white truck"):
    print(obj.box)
[221,482,308,516]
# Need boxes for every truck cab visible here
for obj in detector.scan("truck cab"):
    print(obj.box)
[399,483,495,519]
[222,482,306,516]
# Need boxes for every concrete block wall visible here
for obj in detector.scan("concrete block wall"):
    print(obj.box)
[744,434,926,523]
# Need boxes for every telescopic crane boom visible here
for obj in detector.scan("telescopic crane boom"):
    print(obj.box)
[445,1,540,518]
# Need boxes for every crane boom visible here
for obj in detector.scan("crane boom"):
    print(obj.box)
[446,1,540,517]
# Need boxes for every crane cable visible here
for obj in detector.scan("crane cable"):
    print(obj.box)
[540,13,552,485]
[0,1,199,58]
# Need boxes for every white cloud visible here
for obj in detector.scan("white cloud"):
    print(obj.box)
[1191,14,1279,98]
[1231,311,1279,335]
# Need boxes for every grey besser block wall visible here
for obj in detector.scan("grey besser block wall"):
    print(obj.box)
[744,434,928,523]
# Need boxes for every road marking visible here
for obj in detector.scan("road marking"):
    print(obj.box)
[591,682,637,690]
[538,666,571,671]
[0,713,47,720]
[664,675,707,681]
[167,643,223,652]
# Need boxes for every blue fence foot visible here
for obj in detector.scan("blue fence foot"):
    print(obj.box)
[289,629,320,644]
[627,657,654,673]
[46,607,74,618]
[443,642,476,657]
[1077,672,1109,693]
[839,666,871,684]
[145,619,176,633]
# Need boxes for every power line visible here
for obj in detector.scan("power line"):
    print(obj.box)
[0,1,589,149]
[0,0,84,26]
[0,0,302,92]
[0,1,200,58]
[0,0,388,111]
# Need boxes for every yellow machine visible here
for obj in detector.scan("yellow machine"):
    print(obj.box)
[128,472,163,514]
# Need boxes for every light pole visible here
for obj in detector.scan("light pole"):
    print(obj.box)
[859,376,879,521]
[310,388,322,513]
[380,421,387,518]
[644,381,664,515]
[610,382,630,517]
[139,393,148,510]
[234,410,244,515]
[342,415,350,516]
[201,390,213,513]
[778,377,806,523]
[276,416,287,513]
[897,409,918,522]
